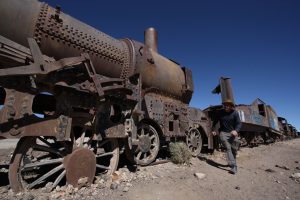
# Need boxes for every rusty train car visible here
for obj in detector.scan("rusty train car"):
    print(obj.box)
[205,77,298,147]
[278,117,298,139]
[234,99,282,145]
[0,0,212,191]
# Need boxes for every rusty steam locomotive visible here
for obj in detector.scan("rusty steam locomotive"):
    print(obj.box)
[0,0,297,192]
[0,0,212,191]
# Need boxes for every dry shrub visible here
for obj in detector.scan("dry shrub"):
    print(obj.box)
[169,142,191,165]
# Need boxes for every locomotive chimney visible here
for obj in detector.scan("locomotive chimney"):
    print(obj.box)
[220,77,235,105]
[144,27,158,52]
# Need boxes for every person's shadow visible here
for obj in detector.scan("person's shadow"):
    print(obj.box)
[198,155,231,172]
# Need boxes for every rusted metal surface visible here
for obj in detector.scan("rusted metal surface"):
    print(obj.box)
[0,32,135,191]
[287,124,297,137]
[0,36,138,139]
[64,147,96,187]
[278,117,289,135]
[0,0,130,78]
[277,117,297,140]
[134,48,187,100]
[144,93,183,137]
[0,0,192,102]
[0,87,72,140]
[235,99,280,133]
[234,99,283,145]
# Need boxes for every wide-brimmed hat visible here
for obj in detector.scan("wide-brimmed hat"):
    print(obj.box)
[222,99,235,107]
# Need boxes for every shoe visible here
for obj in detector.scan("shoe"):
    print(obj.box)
[229,166,237,174]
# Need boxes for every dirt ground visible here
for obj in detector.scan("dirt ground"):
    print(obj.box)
[0,138,299,200]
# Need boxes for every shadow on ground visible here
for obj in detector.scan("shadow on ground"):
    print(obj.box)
[198,155,230,172]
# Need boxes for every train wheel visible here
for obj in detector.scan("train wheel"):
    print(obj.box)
[134,123,160,166]
[186,128,202,156]
[94,138,119,176]
[9,137,73,192]
[9,136,119,192]
[124,136,136,164]
[73,131,119,178]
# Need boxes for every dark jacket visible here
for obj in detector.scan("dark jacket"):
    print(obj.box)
[212,109,242,133]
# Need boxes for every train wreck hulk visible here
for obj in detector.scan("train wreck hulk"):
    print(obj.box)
[206,77,292,148]
[0,0,212,191]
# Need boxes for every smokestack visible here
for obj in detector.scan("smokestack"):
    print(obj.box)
[220,77,235,105]
[144,27,158,52]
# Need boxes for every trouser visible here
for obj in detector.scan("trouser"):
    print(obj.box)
[219,131,240,167]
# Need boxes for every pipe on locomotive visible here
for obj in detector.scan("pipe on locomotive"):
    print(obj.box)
[0,0,193,103]
[144,27,158,52]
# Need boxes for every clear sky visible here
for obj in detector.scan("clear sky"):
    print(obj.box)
[44,0,300,130]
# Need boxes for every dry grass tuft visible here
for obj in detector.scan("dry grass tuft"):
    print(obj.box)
[169,142,192,165]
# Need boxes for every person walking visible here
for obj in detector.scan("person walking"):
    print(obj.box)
[212,100,242,174]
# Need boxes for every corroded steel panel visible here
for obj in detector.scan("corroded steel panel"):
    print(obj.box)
[0,0,191,102]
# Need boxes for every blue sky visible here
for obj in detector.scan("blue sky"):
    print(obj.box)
[45,0,300,130]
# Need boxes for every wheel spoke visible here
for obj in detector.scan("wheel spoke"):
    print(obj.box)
[27,164,63,189]
[187,136,192,142]
[35,153,53,161]
[84,137,93,148]
[141,129,145,136]
[137,151,142,160]
[97,140,109,148]
[75,131,86,147]
[134,146,141,153]
[142,152,146,159]
[79,131,86,147]
[96,164,110,170]
[145,131,150,137]
[52,170,66,190]
[150,148,157,154]
[22,158,63,170]
[96,152,114,158]
[32,144,62,157]
[37,137,55,147]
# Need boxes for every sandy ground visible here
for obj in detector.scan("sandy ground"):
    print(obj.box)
[0,138,299,200]
[120,139,300,200]
[0,139,19,150]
